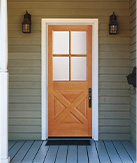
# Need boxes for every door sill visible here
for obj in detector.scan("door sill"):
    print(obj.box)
[48,137,92,140]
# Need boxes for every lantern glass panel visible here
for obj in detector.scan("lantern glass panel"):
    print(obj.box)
[109,25,117,34]
[22,24,30,33]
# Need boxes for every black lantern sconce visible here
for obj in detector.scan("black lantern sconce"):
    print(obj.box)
[109,12,118,35]
[22,11,31,33]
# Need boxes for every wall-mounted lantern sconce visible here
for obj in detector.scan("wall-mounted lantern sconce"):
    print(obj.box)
[22,11,31,33]
[109,12,118,35]
[127,67,136,88]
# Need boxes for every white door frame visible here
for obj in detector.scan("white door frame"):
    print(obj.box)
[41,19,99,140]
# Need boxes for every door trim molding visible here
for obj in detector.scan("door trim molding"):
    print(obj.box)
[41,19,99,140]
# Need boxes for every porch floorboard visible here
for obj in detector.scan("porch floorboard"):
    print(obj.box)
[8,140,136,163]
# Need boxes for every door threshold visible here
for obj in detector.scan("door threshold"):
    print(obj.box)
[48,137,92,140]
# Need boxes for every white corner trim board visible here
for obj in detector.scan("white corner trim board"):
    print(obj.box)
[0,73,10,163]
[0,0,10,162]
[41,19,99,140]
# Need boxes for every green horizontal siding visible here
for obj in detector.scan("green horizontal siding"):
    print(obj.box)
[130,0,136,148]
[8,0,130,140]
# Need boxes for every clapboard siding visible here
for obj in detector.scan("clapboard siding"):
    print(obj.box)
[130,0,136,148]
[9,22,130,31]
[8,16,130,25]
[8,2,129,9]
[100,134,131,140]
[9,133,41,140]
[8,0,130,140]
[9,89,41,96]
[8,0,130,2]
[99,119,130,126]
[9,104,41,110]
[8,9,129,17]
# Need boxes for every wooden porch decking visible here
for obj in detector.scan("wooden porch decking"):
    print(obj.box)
[8,140,136,163]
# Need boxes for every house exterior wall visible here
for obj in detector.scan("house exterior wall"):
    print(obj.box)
[8,0,130,140]
[130,0,136,148]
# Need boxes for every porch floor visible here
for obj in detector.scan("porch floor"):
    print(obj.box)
[8,140,136,163]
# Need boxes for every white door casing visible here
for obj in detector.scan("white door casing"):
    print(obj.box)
[41,19,99,140]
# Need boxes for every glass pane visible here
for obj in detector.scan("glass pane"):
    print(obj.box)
[71,57,87,81]
[53,57,69,81]
[71,31,87,54]
[53,31,69,54]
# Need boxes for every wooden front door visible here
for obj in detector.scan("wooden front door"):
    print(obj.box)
[48,25,92,137]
